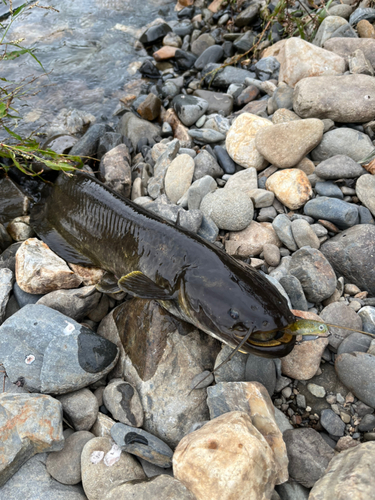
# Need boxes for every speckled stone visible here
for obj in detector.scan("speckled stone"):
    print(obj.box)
[265,169,313,210]
[200,189,254,231]
[225,221,281,257]
[103,380,143,427]
[311,128,374,162]
[164,154,195,204]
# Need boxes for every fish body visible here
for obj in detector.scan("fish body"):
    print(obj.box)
[31,173,300,357]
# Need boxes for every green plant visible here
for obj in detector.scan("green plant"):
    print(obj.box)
[0,0,83,176]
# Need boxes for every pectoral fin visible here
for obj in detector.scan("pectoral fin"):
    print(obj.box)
[96,272,121,294]
[118,271,176,300]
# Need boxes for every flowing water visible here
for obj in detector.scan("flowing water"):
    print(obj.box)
[1,0,175,138]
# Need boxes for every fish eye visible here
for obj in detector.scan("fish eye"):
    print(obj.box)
[319,325,325,331]
[229,309,240,320]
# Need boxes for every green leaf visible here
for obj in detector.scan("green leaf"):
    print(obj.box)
[3,125,23,141]
[0,101,6,118]
[2,48,29,60]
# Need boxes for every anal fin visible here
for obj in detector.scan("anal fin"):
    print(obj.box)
[118,271,176,300]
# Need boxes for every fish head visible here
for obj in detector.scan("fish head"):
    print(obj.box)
[283,319,330,342]
[178,260,296,355]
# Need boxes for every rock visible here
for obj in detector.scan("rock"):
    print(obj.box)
[268,86,295,114]
[359,306,375,334]
[0,393,64,487]
[320,408,346,436]
[46,431,94,485]
[67,264,105,286]
[304,197,358,229]
[91,413,116,438]
[276,480,310,500]
[315,155,366,179]
[173,94,209,126]
[278,38,346,87]
[111,423,173,468]
[225,113,272,170]
[99,143,132,198]
[193,89,233,116]
[313,15,349,47]
[265,169,313,210]
[213,146,236,174]
[197,214,219,242]
[324,37,375,68]
[311,127,374,162]
[281,310,329,380]
[0,453,87,500]
[225,221,280,257]
[173,411,278,500]
[335,352,375,407]
[148,139,180,199]
[139,22,172,45]
[57,389,99,431]
[307,383,326,398]
[213,344,247,383]
[291,219,320,249]
[7,216,35,242]
[164,154,195,204]
[207,382,288,484]
[178,209,203,233]
[349,48,374,75]
[193,150,223,180]
[174,49,197,70]
[309,442,375,500]
[103,380,143,428]
[349,8,375,26]
[320,225,375,295]
[224,167,258,196]
[81,437,145,500]
[320,302,363,351]
[245,354,276,395]
[153,46,177,61]
[357,19,375,38]
[119,299,220,447]
[272,214,297,252]
[0,268,13,324]
[255,119,324,168]
[233,31,256,53]
[358,414,375,432]
[328,4,353,19]
[337,332,371,354]
[117,113,160,150]
[15,238,82,294]
[293,74,375,123]
[235,85,260,108]
[335,436,360,452]
[288,247,337,302]
[0,177,29,225]
[279,275,308,311]
[178,175,217,209]
[69,123,112,158]
[356,174,375,217]
[0,304,119,394]
[191,33,215,56]
[263,243,281,267]
[194,45,224,70]
[104,475,196,500]
[200,189,254,231]
[283,428,335,488]
[97,132,122,160]
[254,57,280,81]
[37,286,101,322]
[235,3,259,26]
[188,128,225,144]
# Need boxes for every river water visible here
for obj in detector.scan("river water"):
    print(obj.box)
[1,0,174,137]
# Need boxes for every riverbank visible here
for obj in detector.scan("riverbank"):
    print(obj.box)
[2,0,375,498]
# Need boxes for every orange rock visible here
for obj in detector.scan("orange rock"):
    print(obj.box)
[163,108,192,147]
[225,220,281,257]
[175,0,194,11]
[208,0,225,13]
[266,169,313,210]
[153,46,177,61]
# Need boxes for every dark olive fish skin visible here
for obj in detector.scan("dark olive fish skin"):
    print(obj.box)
[30,173,296,358]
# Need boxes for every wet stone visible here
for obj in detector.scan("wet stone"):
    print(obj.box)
[69,123,112,158]
[99,143,132,198]
[111,422,173,468]
[0,304,119,394]
[140,22,172,45]
[191,33,215,56]
[194,45,223,70]
[174,49,197,70]
[57,388,99,431]
[97,132,122,160]
[7,216,35,242]
[0,268,13,324]
[304,197,358,229]
[193,89,233,116]
[315,181,344,199]
[320,408,346,437]
[46,431,94,485]
[213,146,236,174]
[173,94,209,127]
[0,177,29,225]
[197,214,219,242]
[103,380,143,427]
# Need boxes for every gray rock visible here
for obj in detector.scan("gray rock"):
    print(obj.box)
[57,388,99,431]
[320,225,375,295]
[235,3,259,27]
[138,457,173,478]
[0,177,28,226]
[254,57,280,81]
[335,352,375,407]
[288,247,337,303]
[200,189,254,231]
[194,45,224,70]
[191,33,215,57]
[233,30,256,53]
[140,22,172,45]
[356,174,375,218]
[0,224,12,253]
[0,453,87,499]
[69,123,112,158]
[194,89,233,116]
[330,22,358,38]
[37,285,101,322]
[274,407,293,433]
[311,128,374,162]
[7,216,35,242]
[272,214,297,252]
[193,150,224,181]
[324,38,375,68]
[0,393,64,487]
[0,304,119,394]
[356,402,375,417]
[320,408,346,437]
[188,128,226,144]
[263,274,292,308]
[358,413,375,432]
[263,243,280,267]
[173,94,209,127]
[148,139,180,199]
[359,306,375,334]
[97,132,123,160]
[111,423,173,468]
[197,214,219,242]
[0,268,13,324]
[178,209,203,233]
[117,112,161,150]
[283,428,335,488]
[291,219,320,249]
[315,181,344,199]
[313,16,348,47]
[105,475,196,500]
[202,63,256,88]
[349,7,375,25]
[0,243,22,274]
[337,332,372,355]
[46,431,94,485]
[279,275,308,311]
[178,175,217,209]
[304,197,359,229]
[245,353,276,395]
[268,85,294,113]
[276,479,310,500]
[103,380,143,427]
[214,344,247,383]
[320,302,363,350]
[99,144,132,198]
